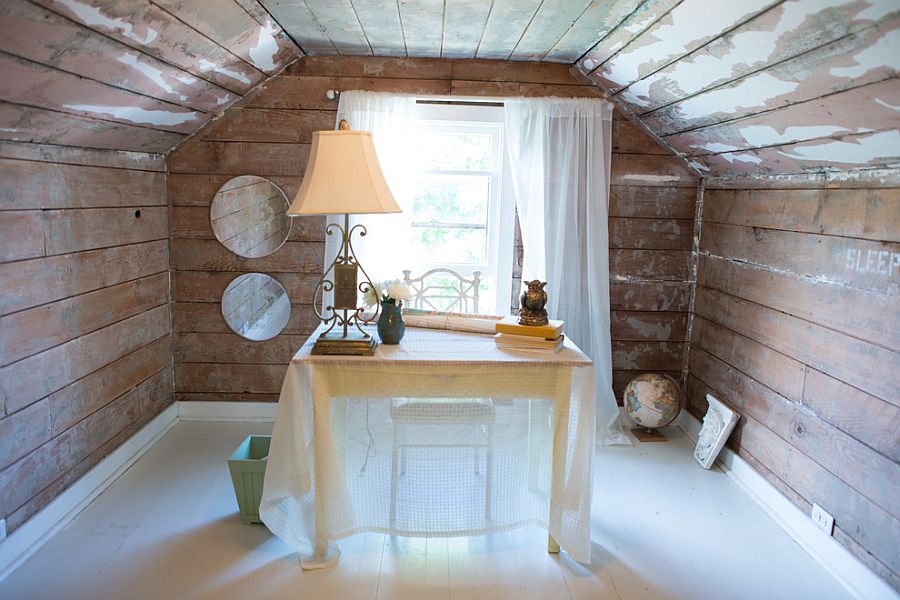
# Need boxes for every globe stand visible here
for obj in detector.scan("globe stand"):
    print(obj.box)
[631,427,667,443]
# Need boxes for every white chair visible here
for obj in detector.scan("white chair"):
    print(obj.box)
[402,268,481,314]
[389,268,494,524]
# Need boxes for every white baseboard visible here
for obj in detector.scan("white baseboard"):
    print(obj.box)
[177,401,277,422]
[0,403,178,582]
[676,412,898,600]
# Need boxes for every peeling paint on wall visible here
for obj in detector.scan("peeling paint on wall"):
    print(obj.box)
[116,53,187,102]
[249,20,280,72]
[63,104,199,127]
[198,59,252,85]
[779,130,900,163]
[830,29,900,77]
[677,73,799,121]
[54,0,158,45]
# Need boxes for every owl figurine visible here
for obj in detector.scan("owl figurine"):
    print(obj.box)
[518,280,549,326]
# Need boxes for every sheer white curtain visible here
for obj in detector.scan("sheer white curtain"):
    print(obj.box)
[327,91,417,283]
[504,97,629,446]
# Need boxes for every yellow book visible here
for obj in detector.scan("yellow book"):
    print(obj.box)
[495,316,564,339]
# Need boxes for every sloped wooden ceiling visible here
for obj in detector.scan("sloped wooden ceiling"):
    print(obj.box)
[0,0,897,176]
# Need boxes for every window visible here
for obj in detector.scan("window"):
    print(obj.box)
[406,102,515,315]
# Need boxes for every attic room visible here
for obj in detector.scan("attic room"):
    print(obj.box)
[0,0,897,598]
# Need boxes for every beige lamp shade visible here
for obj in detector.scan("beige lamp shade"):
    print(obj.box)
[287,127,402,216]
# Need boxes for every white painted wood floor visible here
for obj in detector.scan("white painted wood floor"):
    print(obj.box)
[1,421,851,600]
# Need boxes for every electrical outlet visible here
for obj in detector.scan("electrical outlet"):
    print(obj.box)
[0,518,6,542]
[811,503,834,535]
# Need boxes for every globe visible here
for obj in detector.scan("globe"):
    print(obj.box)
[623,373,684,430]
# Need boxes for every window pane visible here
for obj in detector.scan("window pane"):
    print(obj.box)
[416,132,492,171]
[411,227,486,264]
[412,175,490,225]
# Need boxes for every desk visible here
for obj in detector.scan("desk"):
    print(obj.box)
[259,326,595,567]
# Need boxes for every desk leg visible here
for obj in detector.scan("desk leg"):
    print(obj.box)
[548,535,560,554]
[547,371,571,557]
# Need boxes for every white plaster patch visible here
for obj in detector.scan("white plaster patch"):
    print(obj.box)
[875,98,900,112]
[620,174,684,182]
[623,13,658,34]
[216,95,232,106]
[0,127,18,132]
[55,0,157,45]
[717,152,763,164]
[779,130,900,163]
[688,160,711,172]
[198,59,252,85]
[692,142,742,153]
[64,104,198,127]
[738,124,849,146]
[855,0,900,21]
[677,72,799,120]
[604,0,772,86]
[116,53,188,102]
[175,73,198,85]
[249,20,280,72]
[830,29,900,78]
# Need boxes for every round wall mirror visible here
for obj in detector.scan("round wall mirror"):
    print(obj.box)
[221,273,290,341]
[210,175,291,258]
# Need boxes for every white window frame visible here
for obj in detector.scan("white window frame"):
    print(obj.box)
[410,102,515,315]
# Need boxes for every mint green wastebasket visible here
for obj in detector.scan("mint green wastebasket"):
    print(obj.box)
[228,435,271,525]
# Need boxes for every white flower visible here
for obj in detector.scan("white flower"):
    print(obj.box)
[362,282,381,307]
[385,281,411,303]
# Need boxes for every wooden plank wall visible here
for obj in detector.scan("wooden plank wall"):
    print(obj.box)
[0,141,173,537]
[168,56,699,403]
[687,175,900,588]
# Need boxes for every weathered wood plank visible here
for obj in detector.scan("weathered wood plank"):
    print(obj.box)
[0,210,44,262]
[611,310,687,341]
[589,0,777,93]
[609,217,693,249]
[172,271,321,304]
[449,80,604,98]
[174,332,302,364]
[0,1,235,113]
[690,346,900,520]
[340,2,406,57]
[702,188,900,243]
[396,0,444,58]
[168,173,302,207]
[691,315,806,402]
[0,53,206,134]
[173,301,319,335]
[704,169,900,190]
[609,249,691,281]
[802,367,900,463]
[633,13,899,124]
[0,240,168,316]
[0,159,166,210]
[608,186,696,218]
[697,254,898,350]
[610,154,699,187]
[175,392,279,403]
[175,362,287,394]
[441,0,493,59]
[687,375,900,576]
[31,0,265,93]
[287,56,449,78]
[544,0,646,63]
[294,0,372,55]
[48,336,170,435]
[151,0,299,73]
[613,118,670,155]
[0,142,165,171]
[509,1,595,61]
[172,206,324,241]
[700,222,900,293]
[449,60,581,84]
[609,280,691,311]
[475,0,542,60]
[197,108,336,142]
[0,305,170,414]
[612,341,684,370]
[257,0,336,54]
[42,207,167,256]
[167,142,310,176]
[694,285,899,405]
[172,238,324,273]
[0,272,168,367]
[0,102,183,153]
[0,400,50,471]
[666,80,900,157]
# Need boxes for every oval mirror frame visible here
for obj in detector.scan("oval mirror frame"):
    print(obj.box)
[210,175,292,258]
[221,273,291,341]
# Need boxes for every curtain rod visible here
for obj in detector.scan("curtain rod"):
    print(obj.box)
[325,89,504,107]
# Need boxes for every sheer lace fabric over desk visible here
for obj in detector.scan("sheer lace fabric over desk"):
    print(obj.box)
[259,326,596,566]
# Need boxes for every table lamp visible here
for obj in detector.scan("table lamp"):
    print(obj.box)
[287,119,402,355]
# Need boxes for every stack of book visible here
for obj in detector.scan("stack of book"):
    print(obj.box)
[494,316,565,352]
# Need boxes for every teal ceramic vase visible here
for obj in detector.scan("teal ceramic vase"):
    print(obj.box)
[377,301,405,344]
